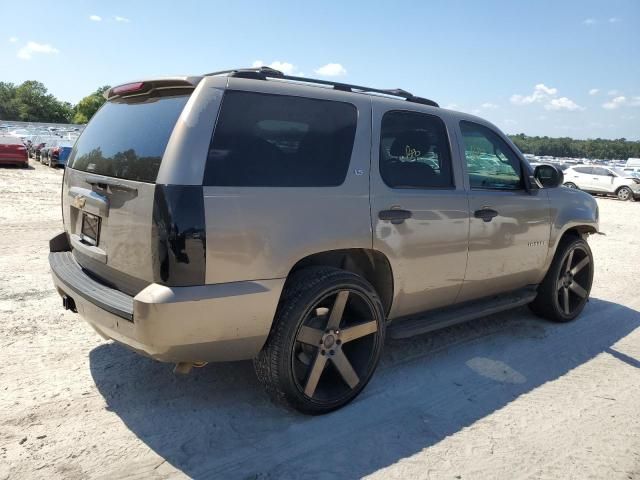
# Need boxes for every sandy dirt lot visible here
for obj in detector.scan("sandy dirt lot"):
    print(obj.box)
[1,160,639,479]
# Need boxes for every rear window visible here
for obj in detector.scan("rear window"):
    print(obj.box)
[203,91,357,187]
[68,95,189,183]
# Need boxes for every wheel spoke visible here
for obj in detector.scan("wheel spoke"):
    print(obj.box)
[562,287,570,314]
[303,352,328,397]
[565,250,574,274]
[570,257,590,276]
[340,320,378,343]
[297,326,324,346]
[326,290,349,330]
[569,281,588,298]
[331,350,360,389]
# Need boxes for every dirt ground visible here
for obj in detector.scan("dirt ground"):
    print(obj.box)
[1,160,639,480]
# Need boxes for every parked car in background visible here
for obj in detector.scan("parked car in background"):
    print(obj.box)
[40,140,74,167]
[0,135,29,167]
[564,165,640,201]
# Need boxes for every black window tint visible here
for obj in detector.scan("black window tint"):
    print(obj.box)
[574,167,593,174]
[68,95,189,183]
[379,111,453,189]
[460,121,523,190]
[592,167,610,176]
[204,91,357,187]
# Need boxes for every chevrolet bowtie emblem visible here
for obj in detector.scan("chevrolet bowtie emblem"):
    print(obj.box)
[73,196,86,209]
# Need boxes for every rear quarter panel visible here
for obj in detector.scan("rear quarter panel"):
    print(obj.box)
[202,79,373,283]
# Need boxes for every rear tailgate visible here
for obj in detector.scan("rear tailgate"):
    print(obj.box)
[63,86,194,296]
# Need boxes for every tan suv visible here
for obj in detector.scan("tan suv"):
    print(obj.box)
[49,67,598,414]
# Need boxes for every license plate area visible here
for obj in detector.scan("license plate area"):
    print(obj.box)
[81,212,101,246]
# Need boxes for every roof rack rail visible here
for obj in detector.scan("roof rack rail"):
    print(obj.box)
[203,67,439,107]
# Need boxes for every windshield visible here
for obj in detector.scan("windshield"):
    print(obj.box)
[611,168,639,177]
[68,95,189,183]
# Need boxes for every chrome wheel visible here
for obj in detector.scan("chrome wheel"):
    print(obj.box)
[556,245,592,316]
[564,182,578,189]
[292,288,380,403]
[617,187,631,201]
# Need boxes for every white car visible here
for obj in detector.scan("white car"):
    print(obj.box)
[564,166,640,201]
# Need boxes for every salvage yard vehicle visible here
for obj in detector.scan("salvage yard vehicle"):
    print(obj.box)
[0,135,29,167]
[564,165,640,201]
[40,140,74,167]
[49,67,598,414]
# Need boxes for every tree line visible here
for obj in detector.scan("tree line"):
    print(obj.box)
[508,133,640,160]
[1,80,639,160]
[0,81,109,125]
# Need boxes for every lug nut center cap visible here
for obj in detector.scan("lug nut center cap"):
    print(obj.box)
[323,335,336,349]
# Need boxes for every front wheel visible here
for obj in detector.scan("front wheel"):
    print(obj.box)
[530,237,594,322]
[616,186,632,201]
[564,182,578,189]
[254,267,385,414]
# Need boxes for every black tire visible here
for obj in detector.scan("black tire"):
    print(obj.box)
[616,186,632,201]
[564,182,578,189]
[254,267,385,414]
[529,236,594,322]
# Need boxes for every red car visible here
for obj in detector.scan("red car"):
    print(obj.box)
[0,136,29,168]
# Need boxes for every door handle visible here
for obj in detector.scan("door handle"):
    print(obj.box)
[474,208,499,222]
[378,209,412,224]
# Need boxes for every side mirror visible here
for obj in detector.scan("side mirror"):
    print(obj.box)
[534,164,564,188]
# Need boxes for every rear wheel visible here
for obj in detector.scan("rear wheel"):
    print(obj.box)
[616,186,632,201]
[530,237,593,322]
[254,267,385,414]
[564,182,578,189]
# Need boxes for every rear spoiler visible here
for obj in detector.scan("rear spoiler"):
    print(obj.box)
[105,77,203,101]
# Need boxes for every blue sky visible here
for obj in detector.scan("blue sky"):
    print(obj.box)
[1,0,639,139]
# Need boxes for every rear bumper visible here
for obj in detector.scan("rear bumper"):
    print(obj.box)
[49,234,284,363]
[0,157,28,165]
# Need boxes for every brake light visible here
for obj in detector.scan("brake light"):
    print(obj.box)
[112,82,145,95]
[52,147,60,154]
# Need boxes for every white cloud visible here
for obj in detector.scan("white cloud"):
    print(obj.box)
[251,60,298,75]
[443,103,460,110]
[17,41,60,60]
[480,102,498,109]
[89,15,102,21]
[545,97,585,111]
[583,18,596,25]
[510,83,558,105]
[9,36,18,43]
[603,96,640,109]
[114,16,130,23]
[609,17,620,23]
[588,88,599,95]
[602,96,626,109]
[314,63,347,77]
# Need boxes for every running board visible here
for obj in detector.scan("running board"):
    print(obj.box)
[387,287,538,340]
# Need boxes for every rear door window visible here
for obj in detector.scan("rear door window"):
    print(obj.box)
[204,91,357,187]
[379,111,454,189]
[68,95,189,183]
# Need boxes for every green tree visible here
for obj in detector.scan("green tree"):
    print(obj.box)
[0,82,19,120]
[72,85,110,124]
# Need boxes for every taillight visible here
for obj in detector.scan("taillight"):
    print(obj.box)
[112,82,145,95]
[52,147,60,154]
[632,178,640,184]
